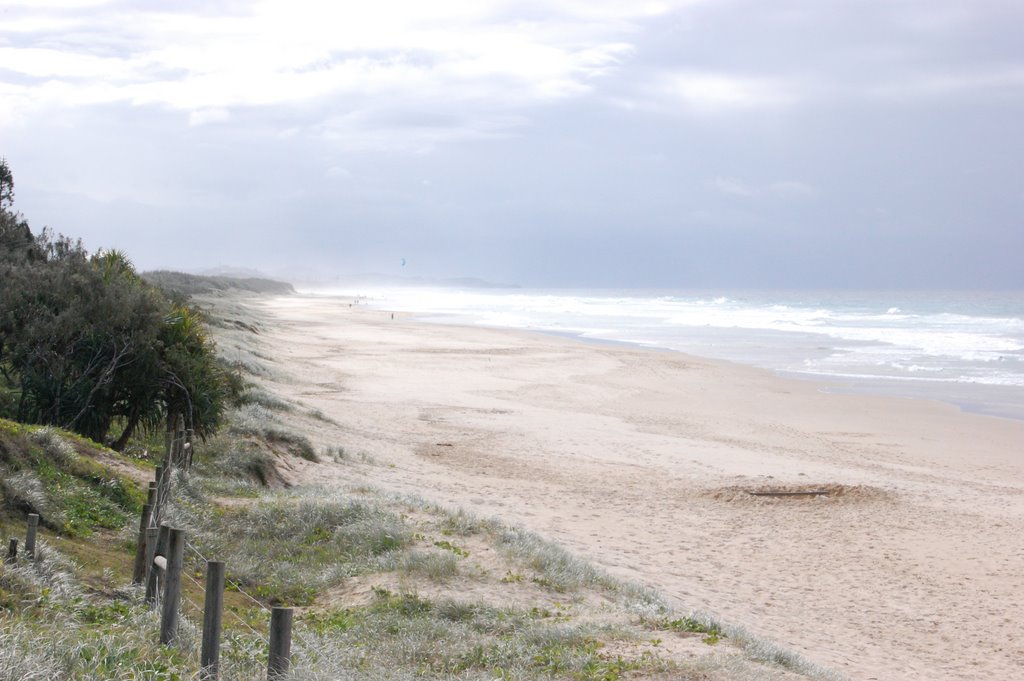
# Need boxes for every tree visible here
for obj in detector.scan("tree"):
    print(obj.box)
[0,240,163,440]
[0,157,13,211]
[156,304,231,443]
[0,159,231,449]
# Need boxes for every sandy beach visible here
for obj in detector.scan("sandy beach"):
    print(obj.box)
[241,293,1024,681]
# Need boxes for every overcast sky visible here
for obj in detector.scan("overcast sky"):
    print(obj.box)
[1,0,1022,288]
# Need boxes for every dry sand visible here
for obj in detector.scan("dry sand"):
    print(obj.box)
[242,293,1024,681]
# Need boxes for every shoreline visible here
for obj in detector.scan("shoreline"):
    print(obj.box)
[413,311,1024,425]
[810,377,1024,423]
[246,292,1024,681]
[319,286,1024,425]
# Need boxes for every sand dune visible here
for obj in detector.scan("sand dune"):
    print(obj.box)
[246,294,1024,681]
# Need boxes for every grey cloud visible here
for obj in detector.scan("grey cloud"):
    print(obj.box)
[2,0,1022,289]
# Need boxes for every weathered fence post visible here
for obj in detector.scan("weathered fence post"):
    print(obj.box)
[25,513,39,559]
[173,415,185,468]
[6,538,16,563]
[200,560,226,680]
[268,607,294,679]
[185,429,195,470]
[163,427,172,468]
[159,527,185,644]
[147,481,157,507]
[143,526,159,584]
[154,465,165,518]
[146,523,171,605]
[132,503,153,584]
[155,467,173,524]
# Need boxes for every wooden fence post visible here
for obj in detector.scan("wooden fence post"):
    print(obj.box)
[155,468,173,524]
[143,526,159,584]
[163,427,172,468]
[147,482,157,507]
[159,527,185,645]
[154,465,165,517]
[146,523,171,605]
[200,561,225,680]
[268,607,293,679]
[132,503,153,584]
[185,429,195,470]
[6,538,16,563]
[25,513,39,560]
[172,414,185,468]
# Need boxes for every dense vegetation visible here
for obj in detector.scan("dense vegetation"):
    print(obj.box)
[0,159,234,450]
[142,270,295,296]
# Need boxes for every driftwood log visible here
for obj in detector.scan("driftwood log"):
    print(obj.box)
[747,490,830,497]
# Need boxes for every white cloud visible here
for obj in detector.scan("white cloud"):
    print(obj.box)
[0,0,684,135]
[866,66,1024,100]
[325,166,352,180]
[711,177,814,199]
[4,0,114,6]
[188,108,230,127]
[313,108,524,153]
[711,176,757,197]
[768,180,814,197]
[0,47,140,80]
[642,70,800,114]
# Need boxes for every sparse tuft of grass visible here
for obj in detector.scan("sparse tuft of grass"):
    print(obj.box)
[195,440,280,487]
[237,387,294,412]
[432,539,469,558]
[496,526,612,593]
[325,445,376,465]
[264,428,318,461]
[388,549,461,582]
[645,613,725,645]
[227,405,318,462]
[307,408,339,425]
[439,507,488,537]
[29,427,79,465]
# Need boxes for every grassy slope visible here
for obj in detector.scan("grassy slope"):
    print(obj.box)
[0,419,145,537]
[0,290,839,681]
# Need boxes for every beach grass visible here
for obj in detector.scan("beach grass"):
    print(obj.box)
[0,426,841,681]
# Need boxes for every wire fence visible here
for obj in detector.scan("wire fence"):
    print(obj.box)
[183,543,272,646]
[125,429,304,678]
[182,541,331,660]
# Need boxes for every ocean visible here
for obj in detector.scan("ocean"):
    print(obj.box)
[327,288,1024,421]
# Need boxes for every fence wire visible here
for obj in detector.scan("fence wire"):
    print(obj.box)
[137,481,336,663]
[183,541,272,645]
[183,540,333,658]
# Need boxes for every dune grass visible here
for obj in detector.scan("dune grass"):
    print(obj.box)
[0,420,842,681]
[0,421,143,537]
